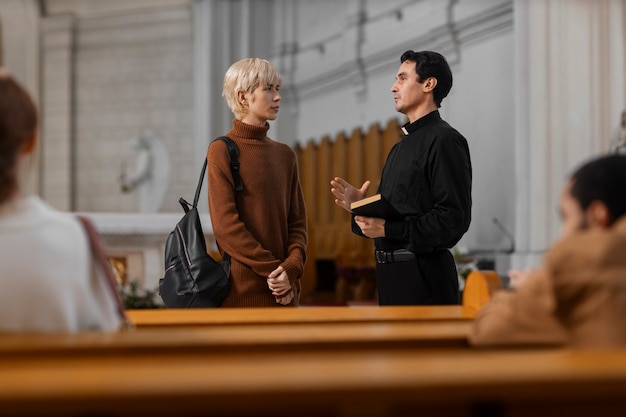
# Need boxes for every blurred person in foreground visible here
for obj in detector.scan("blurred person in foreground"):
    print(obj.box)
[0,69,122,332]
[470,154,626,348]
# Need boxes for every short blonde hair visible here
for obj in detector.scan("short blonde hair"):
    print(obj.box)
[222,58,283,120]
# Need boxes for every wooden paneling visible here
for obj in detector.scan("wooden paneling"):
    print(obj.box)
[295,119,402,295]
[382,118,402,163]
[364,123,383,191]
[330,132,349,223]
[316,136,333,225]
[300,140,317,223]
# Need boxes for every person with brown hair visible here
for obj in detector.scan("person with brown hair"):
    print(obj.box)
[207,58,307,307]
[470,154,626,348]
[0,69,122,332]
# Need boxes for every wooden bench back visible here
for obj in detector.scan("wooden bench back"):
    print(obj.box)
[462,270,502,311]
[3,347,626,416]
[125,305,476,327]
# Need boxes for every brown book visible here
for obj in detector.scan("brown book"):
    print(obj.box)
[350,194,402,220]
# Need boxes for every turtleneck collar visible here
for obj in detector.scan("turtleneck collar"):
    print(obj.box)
[230,119,270,141]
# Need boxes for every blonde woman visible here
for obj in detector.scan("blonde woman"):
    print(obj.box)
[207,58,307,307]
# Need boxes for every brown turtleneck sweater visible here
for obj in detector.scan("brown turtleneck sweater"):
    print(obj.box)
[207,120,307,307]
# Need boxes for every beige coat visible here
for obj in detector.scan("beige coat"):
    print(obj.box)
[470,217,626,348]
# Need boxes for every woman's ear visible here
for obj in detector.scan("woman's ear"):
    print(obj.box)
[21,131,37,155]
[238,91,247,106]
[586,200,611,229]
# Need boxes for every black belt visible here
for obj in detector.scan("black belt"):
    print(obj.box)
[375,249,415,264]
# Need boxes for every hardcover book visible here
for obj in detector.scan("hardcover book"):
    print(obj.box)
[350,194,402,220]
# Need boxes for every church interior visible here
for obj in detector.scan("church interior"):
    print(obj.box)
[1,0,626,415]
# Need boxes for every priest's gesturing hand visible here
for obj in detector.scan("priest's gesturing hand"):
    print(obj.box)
[330,177,370,212]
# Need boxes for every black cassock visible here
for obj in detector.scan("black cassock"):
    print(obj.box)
[352,110,472,305]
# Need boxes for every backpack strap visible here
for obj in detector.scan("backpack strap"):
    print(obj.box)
[190,160,208,210]
[190,136,243,209]
[215,136,243,192]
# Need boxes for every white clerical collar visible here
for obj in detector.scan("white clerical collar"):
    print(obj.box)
[401,126,409,136]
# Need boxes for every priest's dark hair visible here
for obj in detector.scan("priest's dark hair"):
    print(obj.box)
[400,50,453,108]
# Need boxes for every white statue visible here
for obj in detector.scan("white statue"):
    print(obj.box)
[120,130,171,213]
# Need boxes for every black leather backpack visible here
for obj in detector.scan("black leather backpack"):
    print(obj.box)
[159,137,242,308]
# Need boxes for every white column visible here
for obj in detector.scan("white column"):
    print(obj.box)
[513,0,625,268]
[219,2,234,132]
[240,0,251,58]
[193,0,218,213]
[0,0,39,103]
[40,15,76,211]
[608,0,626,132]
[271,0,299,144]
[193,0,282,162]
[0,0,40,195]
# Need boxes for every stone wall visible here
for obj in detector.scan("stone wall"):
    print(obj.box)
[40,5,195,212]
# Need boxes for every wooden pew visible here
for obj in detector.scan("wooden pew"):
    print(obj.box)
[2,347,626,416]
[0,306,476,363]
[125,305,476,328]
[0,320,471,356]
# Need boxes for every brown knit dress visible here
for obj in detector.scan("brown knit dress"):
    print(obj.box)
[207,120,307,307]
